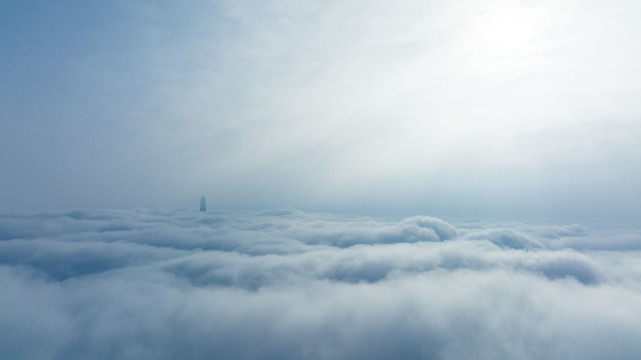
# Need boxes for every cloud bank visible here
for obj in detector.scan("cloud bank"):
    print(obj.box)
[2,208,641,359]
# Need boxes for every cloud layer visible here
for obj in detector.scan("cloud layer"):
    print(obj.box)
[2,208,641,359]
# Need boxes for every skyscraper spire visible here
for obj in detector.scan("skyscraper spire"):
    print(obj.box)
[200,196,207,212]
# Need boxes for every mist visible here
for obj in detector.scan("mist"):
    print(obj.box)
[2,0,641,221]
[2,208,641,359]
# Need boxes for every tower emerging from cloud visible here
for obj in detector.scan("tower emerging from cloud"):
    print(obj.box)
[200,196,206,212]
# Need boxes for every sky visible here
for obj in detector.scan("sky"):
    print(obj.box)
[2,0,641,222]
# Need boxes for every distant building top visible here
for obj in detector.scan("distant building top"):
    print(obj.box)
[200,196,207,212]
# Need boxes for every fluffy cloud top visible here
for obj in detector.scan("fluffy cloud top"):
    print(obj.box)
[1,208,641,359]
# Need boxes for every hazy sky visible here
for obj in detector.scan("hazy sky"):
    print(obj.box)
[2,0,641,222]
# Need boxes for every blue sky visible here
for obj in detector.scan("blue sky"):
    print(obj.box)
[2,0,641,222]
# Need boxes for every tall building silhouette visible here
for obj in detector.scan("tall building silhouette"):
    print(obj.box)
[200,196,207,212]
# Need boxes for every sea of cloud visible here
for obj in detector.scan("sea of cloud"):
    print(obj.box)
[1,208,641,359]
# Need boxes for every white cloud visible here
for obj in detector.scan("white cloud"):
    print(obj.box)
[2,208,641,359]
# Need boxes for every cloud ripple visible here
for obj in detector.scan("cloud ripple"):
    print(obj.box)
[1,208,641,359]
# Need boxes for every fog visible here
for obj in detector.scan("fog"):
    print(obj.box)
[2,208,640,359]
